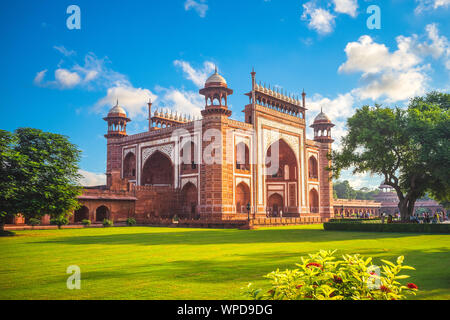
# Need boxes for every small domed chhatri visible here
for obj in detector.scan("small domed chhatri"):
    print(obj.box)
[103,99,131,139]
[205,66,228,88]
[107,99,128,118]
[310,107,334,143]
[313,107,331,123]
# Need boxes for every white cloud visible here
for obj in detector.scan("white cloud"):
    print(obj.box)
[154,86,203,118]
[78,170,106,187]
[34,49,130,90]
[95,86,157,119]
[308,92,355,121]
[416,24,450,69]
[338,170,382,190]
[333,0,358,17]
[301,1,336,35]
[338,25,450,102]
[53,45,76,57]
[72,52,130,88]
[306,92,356,148]
[338,35,421,74]
[353,67,429,102]
[94,59,214,121]
[174,60,215,87]
[415,0,450,14]
[33,69,47,85]
[55,68,82,88]
[36,47,215,122]
[184,0,208,18]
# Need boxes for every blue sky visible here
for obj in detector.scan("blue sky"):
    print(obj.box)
[0,0,449,188]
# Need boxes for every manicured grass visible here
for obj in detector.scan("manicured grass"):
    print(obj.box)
[1,225,449,300]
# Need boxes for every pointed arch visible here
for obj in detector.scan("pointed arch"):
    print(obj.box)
[123,152,136,179]
[308,155,318,179]
[309,189,319,213]
[236,182,250,213]
[265,139,298,181]
[268,193,283,216]
[96,205,109,222]
[142,151,174,185]
[235,142,250,171]
[74,206,89,222]
[180,140,198,173]
[181,182,198,218]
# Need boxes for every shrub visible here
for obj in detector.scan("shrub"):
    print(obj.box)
[50,217,69,229]
[324,222,450,233]
[81,219,91,226]
[126,217,136,226]
[102,219,114,227]
[28,218,41,227]
[244,250,418,300]
[329,218,380,223]
[0,230,15,237]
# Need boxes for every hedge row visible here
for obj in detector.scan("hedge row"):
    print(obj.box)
[323,222,450,234]
[328,218,381,224]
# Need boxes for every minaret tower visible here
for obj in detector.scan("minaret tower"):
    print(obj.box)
[198,67,234,219]
[199,67,233,117]
[310,108,335,218]
[103,100,131,189]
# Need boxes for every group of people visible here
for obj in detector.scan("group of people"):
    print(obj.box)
[340,211,372,219]
[409,212,447,224]
[265,207,284,218]
[380,211,447,224]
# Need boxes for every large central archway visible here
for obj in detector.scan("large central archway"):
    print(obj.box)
[142,151,174,185]
[265,139,298,214]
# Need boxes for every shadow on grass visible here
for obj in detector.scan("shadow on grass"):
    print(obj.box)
[58,247,449,300]
[32,228,420,247]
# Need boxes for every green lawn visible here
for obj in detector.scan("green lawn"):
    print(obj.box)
[1,225,449,300]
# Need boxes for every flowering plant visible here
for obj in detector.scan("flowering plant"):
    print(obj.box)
[244,250,418,300]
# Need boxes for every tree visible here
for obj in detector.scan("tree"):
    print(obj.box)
[0,130,23,228]
[330,92,450,221]
[333,180,356,199]
[333,180,379,200]
[0,128,82,228]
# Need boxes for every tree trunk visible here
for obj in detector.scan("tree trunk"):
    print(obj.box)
[398,197,416,222]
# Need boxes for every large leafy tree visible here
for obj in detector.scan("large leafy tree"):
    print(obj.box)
[0,130,24,227]
[0,128,82,228]
[331,92,449,221]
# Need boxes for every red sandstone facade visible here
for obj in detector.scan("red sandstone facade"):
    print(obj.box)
[74,69,339,225]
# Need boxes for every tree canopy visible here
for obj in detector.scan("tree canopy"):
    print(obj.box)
[0,128,82,226]
[330,92,449,221]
